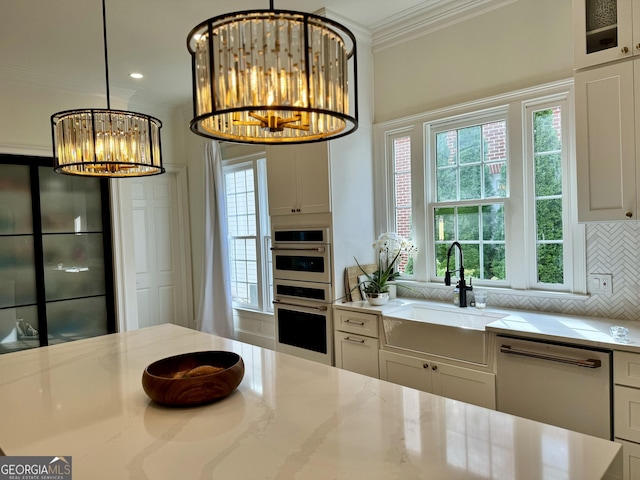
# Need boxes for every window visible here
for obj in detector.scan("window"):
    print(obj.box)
[392,135,414,274]
[431,117,507,282]
[375,81,585,294]
[223,156,272,312]
[532,107,564,284]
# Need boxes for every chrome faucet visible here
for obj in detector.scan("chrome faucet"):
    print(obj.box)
[444,241,473,307]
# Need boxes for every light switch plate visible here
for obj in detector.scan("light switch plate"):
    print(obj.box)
[589,273,613,295]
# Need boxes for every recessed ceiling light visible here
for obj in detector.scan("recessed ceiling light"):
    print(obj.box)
[129,73,144,79]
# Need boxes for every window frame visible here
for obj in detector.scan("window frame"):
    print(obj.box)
[522,94,584,292]
[223,153,272,313]
[426,108,510,286]
[373,80,586,295]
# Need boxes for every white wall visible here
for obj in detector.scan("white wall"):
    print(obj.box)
[0,82,118,155]
[0,78,181,163]
[373,0,573,123]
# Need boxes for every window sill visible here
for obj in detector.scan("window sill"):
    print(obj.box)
[232,306,274,318]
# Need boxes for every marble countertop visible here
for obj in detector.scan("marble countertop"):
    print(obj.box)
[0,324,620,479]
[336,298,640,353]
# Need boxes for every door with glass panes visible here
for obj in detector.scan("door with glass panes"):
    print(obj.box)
[0,155,114,353]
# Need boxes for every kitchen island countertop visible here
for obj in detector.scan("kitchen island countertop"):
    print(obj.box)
[0,323,621,479]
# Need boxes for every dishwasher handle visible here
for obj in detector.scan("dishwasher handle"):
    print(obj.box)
[499,344,602,368]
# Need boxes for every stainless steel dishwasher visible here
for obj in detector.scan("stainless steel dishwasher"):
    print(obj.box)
[496,335,612,440]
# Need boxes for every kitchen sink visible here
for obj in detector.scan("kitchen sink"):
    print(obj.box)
[382,304,507,364]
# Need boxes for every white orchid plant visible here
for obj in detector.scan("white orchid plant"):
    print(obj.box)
[356,232,417,294]
[372,232,417,272]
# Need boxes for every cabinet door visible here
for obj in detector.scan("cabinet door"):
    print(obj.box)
[296,143,331,214]
[615,351,640,388]
[334,332,379,378]
[265,144,330,216]
[378,350,431,392]
[431,362,496,409]
[615,385,640,443]
[616,439,640,480]
[0,156,115,354]
[266,146,299,216]
[0,163,38,352]
[573,0,633,69]
[576,61,637,221]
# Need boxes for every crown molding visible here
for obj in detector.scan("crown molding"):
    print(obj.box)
[371,0,518,52]
[0,144,51,157]
[315,7,373,46]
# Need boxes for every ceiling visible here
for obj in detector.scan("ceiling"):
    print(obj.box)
[2,0,512,112]
[0,0,440,111]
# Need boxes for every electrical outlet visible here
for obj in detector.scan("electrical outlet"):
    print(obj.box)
[589,273,613,295]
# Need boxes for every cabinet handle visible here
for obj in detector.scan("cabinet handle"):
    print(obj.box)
[432,365,438,371]
[344,319,365,326]
[423,363,429,369]
[626,211,633,218]
[499,345,601,368]
[344,336,365,344]
[622,46,630,53]
[636,44,640,50]
[296,208,301,212]
[291,208,295,213]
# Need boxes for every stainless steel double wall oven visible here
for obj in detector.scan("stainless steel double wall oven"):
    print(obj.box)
[271,227,333,365]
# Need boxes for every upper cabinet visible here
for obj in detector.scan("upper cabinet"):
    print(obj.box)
[266,143,331,216]
[573,0,637,69]
[575,60,639,221]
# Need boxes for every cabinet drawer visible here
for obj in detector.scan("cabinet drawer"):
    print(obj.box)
[335,309,379,338]
[334,332,379,378]
[615,385,640,443]
[615,351,640,388]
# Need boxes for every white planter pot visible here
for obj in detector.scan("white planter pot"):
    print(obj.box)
[366,292,389,306]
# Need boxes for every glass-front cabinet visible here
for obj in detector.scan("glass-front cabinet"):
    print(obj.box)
[573,0,637,69]
[0,155,114,353]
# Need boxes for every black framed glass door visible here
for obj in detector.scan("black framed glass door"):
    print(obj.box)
[0,154,115,353]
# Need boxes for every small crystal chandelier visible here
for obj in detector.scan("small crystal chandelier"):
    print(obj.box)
[187,1,358,144]
[50,0,164,177]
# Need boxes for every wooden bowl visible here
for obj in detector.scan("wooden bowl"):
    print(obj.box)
[142,351,244,406]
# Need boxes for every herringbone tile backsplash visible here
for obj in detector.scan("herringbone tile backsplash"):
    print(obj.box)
[402,223,640,322]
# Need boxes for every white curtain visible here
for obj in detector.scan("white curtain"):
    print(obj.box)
[197,141,234,338]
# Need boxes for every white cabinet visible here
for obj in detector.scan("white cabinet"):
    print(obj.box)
[575,60,640,221]
[333,308,380,378]
[378,349,496,409]
[618,439,640,480]
[334,333,380,378]
[572,0,637,69]
[266,143,331,216]
[614,351,640,479]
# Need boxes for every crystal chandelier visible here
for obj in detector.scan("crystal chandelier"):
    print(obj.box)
[187,2,358,144]
[50,0,164,177]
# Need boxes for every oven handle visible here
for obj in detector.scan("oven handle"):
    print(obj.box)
[271,246,326,253]
[273,300,328,312]
[499,345,602,368]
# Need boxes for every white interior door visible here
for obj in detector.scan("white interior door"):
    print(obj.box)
[132,173,188,328]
